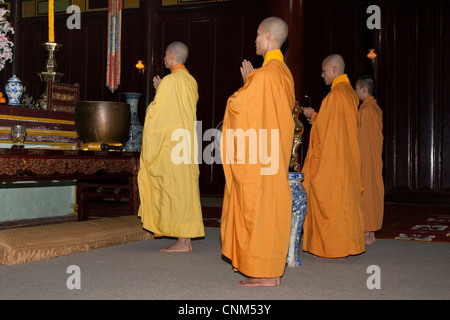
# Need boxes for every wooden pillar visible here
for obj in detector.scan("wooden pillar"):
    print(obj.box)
[269,0,304,101]
[270,0,307,165]
[140,0,153,102]
[138,0,158,122]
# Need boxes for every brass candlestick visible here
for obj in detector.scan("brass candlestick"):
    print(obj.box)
[36,42,64,110]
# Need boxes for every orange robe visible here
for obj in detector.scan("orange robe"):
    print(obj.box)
[302,74,365,258]
[358,96,384,232]
[220,49,295,278]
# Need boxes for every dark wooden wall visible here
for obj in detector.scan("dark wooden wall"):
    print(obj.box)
[11,4,145,104]
[379,0,450,204]
[301,0,366,170]
[6,0,449,204]
[302,0,450,204]
[150,0,269,194]
[9,0,270,196]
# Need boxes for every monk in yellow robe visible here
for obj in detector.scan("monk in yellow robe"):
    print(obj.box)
[220,17,295,287]
[138,42,204,252]
[355,75,384,245]
[302,54,365,259]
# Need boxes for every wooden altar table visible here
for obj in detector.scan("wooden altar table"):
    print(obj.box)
[0,149,140,221]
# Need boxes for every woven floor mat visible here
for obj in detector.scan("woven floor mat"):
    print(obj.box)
[0,216,153,265]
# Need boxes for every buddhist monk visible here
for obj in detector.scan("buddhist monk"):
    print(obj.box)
[220,17,295,287]
[355,75,384,245]
[302,54,365,259]
[138,41,204,252]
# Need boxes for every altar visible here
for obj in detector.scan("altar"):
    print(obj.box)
[0,148,140,221]
[0,104,138,224]
[0,105,81,223]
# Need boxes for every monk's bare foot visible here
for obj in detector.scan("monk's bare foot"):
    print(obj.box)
[365,232,376,245]
[160,238,192,252]
[237,277,281,287]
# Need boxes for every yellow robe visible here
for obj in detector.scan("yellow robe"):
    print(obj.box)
[138,65,205,238]
[221,50,295,278]
[302,74,365,258]
[358,96,384,232]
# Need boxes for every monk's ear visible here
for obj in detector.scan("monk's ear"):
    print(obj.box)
[331,65,338,75]
[363,86,369,95]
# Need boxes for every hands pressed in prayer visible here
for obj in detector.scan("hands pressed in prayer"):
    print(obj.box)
[240,59,255,83]
[153,75,162,91]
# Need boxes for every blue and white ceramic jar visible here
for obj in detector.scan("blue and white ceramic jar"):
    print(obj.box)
[123,92,143,152]
[287,172,308,267]
[5,75,24,106]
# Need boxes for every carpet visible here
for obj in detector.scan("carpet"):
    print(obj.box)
[0,216,153,265]
[385,214,450,243]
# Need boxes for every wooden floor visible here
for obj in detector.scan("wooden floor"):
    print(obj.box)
[90,199,450,238]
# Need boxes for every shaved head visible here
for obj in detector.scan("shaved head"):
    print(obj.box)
[321,54,346,85]
[166,41,189,64]
[323,54,345,74]
[259,17,289,47]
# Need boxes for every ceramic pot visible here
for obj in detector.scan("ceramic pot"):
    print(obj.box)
[123,92,143,152]
[287,172,308,267]
[5,75,24,106]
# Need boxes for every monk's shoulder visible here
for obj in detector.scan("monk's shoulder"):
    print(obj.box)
[361,100,382,118]
[253,60,291,83]
[264,59,290,74]
[368,100,382,113]
[180,69,197,83]
[331,82,358,102]
[160,72,175,86]
[333,81,354,94]
[172,70,198,88]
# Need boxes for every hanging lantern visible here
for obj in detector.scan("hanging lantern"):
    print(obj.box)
[367,49,377,66]
[136,60,144,73]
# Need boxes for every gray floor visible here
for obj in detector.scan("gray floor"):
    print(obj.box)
[0,227,449,301]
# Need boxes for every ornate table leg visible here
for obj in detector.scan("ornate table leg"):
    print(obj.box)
[77,181,90,221]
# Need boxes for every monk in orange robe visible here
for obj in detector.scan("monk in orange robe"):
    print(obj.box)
[355,75,384,245]
[302,54,365,259]
[220,17,295,287]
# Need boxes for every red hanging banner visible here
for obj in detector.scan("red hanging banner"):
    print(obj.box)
[106,0,122,93]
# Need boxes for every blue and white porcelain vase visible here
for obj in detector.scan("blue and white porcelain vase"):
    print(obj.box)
[124,92,143,152]
[287,172,308,267]
[5,75,24,106]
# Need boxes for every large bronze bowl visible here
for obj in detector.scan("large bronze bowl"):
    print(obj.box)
[75,101,130,144]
